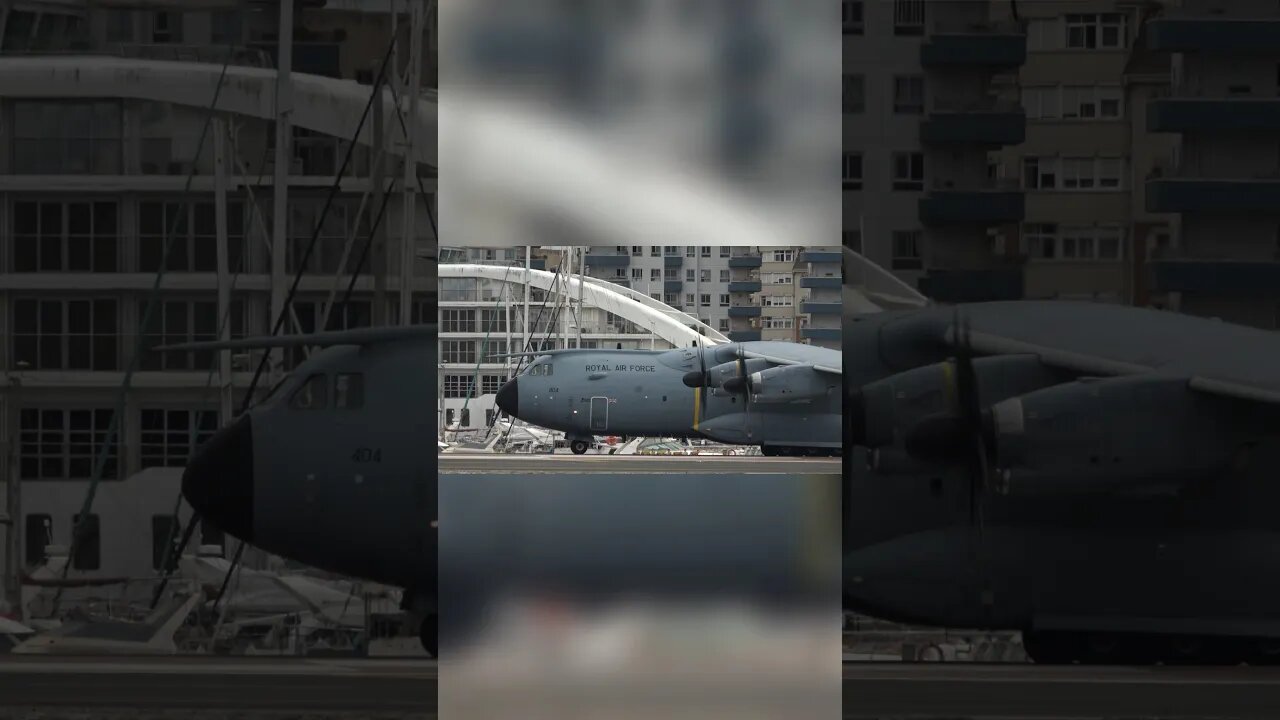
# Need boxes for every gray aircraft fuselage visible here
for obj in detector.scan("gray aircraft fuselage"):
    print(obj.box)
[183,335,436,645]
[495,342,842,453]
[844,301,1280,663]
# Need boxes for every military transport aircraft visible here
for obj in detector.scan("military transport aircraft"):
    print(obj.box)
[493,341,842,456]
[161,325,438,655]
[844,300,1280,665]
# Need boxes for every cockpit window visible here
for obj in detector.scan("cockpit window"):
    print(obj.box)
[335,373,364,409]
[289,373,328,410]
[528,363,553,377]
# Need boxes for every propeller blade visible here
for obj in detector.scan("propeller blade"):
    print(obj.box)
[954,308,993,616]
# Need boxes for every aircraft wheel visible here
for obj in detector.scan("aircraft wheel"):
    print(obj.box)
[761,445,776,457]
[571,440,589,455]
[420,614,437,658]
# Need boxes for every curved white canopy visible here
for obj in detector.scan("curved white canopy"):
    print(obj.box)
[0,56,436,166]
[441,264,728,348]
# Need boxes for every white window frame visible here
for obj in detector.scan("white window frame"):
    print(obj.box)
[891,152,924,191]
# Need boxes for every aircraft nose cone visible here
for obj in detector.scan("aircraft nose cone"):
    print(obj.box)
[495,378,518,416]
[182,413,254,543]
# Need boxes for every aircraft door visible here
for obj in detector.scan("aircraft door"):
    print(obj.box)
[590,396,608,432]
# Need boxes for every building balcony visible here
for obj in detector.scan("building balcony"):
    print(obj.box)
[1148,258,1280,298]
[1147,17,1280,54]
[584,254,630,267]
[728,306,762,318]
[800,277,841,290]
[729,255,763,268]
[664,255,683,267]
[1148,96,1280,132]
[919,182,1025,226]
[728,330,761,342]
[1146,167,1280,213]
[921,102,1026,146]
[728,281,762,293]
[663,280,683,293]
[801,328,842,342]
[530,259,546,271]
[798,251,842,264]
[917,268,1025,303]
[801,302,841,315]
[920,21,1026,68]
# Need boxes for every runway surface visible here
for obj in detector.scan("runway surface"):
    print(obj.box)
[0,656,437,714]
[440,454,841,474]
[843,663,1280,718]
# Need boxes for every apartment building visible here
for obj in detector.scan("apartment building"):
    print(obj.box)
[844,0,1028,303]
[1142,1,1280,329]
[0,3,433,589]
[988,1,1179,304]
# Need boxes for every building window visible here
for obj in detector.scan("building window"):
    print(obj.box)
[631,246,643,257]
[287,199,370,274]
[718,318,730,332]
[1022,157,1057,190]
[685,293,696,306]
[719,247,731,258]
[442,340,476,364]
[893,76,924,115]
[699,293,711,306]
[151,515,178,570]
[700,246,711,258]
[71,514,100,570]
[288,299,371,367]
[762,273,793,285]
[139,201,246,273]
[25,514,53,566]
[843,74,864,114]
[140,299,245,371]
[842,1,864,35]
[770,250,795,263]
[719,293,731,306]
[210,9,241,44]
[19,409,119,480]
[764,295,794,308]
[1024,224,1124,261]
[843,152,862,190]
[481,375,506,395]
[1062,86,1123,119]
[631,268,643,280]
[11,101,122,174]
[150,11,182,43]
[12,298,118,370]
[650,268,662,281]
[844,230,863,253]
[139,409,218,469]
[719,269,730,282]
[12,200,119,272]
[893,0,924,35]
[480,340,508,362]
[441,309,477,333]
[443,375,476,398]
[479,309,507,332]
[891,152,924,191]
[686,246,696,258]
[106,10,134,42]
[891,231,923,270]
[1065,13,1126,50]
[700,269,711,282]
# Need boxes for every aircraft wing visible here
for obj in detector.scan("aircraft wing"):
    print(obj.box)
[947,326,1280,406]
[738,349,840,376]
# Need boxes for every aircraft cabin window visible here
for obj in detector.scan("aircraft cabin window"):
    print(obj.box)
[530,364,553,377]
[335,373,364,409]
[290,373,328,410]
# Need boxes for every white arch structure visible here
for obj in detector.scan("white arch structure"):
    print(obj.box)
[0,57,437,166]
[442,264,729,348]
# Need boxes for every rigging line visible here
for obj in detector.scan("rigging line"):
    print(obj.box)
[212,32,401,613]
[338,177,399,310]
[462,262,516,431]
[240,33,398,413]
[150,115,279,610]
[53,40,241,614]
